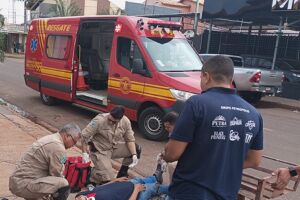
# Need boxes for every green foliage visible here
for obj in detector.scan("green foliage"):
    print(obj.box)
[0,14,4,28]
[0,13,5,62]
[51,0,82,17]
[0,33,7,62]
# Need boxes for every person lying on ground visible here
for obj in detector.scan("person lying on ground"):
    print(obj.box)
[75,164,168,200]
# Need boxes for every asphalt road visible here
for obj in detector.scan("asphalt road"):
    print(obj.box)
[1,58,300,199]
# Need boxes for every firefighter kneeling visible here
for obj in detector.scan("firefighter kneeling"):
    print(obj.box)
[9,123,82,200]
[81,106,142,185]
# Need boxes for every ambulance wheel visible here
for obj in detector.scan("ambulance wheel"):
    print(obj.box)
[40,92,58,106]
[138,107,168,141]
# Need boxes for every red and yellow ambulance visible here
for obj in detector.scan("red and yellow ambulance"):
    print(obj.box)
[24,16,203,140]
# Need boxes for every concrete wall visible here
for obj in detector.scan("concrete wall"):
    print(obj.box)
[181,0,203,13]
[147,0,190,13]
[125,2,181,17]
[84,0,98,15]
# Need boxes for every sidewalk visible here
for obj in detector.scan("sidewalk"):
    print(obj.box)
[0,100,142,200]
[4,53,25,60]
[0,101,81,199]
[261,95,300,111]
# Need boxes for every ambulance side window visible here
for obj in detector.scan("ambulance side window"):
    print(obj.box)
[46,35,71,60]
[117,37,147,72]
[117,37,131,70]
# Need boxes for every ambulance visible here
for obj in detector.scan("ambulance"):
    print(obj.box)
[24,16,203,141]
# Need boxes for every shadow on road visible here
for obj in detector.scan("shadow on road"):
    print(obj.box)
[255,100,299,111]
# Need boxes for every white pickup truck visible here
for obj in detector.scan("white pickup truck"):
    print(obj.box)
[199,54,283,103]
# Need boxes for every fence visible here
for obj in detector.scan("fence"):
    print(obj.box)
[198,30,300,60]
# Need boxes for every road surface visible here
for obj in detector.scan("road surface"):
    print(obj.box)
[1,58,299,199]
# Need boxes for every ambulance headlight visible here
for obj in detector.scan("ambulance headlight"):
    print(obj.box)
[170,89,195,101]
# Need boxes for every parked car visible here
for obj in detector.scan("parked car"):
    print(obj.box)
[199,54,283,103]
[242,55,300,84]
[281,59,300,70]
[279,58,300,83]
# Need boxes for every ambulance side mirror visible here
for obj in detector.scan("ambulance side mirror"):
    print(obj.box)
[132,58,147,76]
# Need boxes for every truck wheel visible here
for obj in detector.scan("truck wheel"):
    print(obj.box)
[40,92,58,106]
[138,107,168,141]
[241,92,263,104]
[251,93,263,104]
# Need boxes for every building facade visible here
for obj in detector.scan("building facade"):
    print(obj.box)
[31,0,116,18]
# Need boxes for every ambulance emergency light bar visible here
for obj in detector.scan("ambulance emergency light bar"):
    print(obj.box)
[147,20,182,31]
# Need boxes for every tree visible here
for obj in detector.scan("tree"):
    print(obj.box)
[0,13,5,62]
[0,13,4,28]
[50,0,82,17]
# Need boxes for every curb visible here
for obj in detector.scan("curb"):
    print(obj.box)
[0,98,144,178]
[257,100,300,111]
[5,54,25,59]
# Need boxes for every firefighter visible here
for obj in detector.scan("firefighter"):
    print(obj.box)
[81,105,141,185]
[9,123,82,200]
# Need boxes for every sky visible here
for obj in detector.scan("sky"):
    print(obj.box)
[0,0,27,24]
[0,0,145,24]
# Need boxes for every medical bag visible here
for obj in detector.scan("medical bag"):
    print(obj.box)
[64,156,91,192]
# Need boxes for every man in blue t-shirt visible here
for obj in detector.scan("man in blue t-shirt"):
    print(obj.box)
[162,55,263,200]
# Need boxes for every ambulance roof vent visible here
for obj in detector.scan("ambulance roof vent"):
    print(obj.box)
[136,19,144,31]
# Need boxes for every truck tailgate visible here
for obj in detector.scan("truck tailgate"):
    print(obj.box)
[260,70,283,87]
[233,67,261,91]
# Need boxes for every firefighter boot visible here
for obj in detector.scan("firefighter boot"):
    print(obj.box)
[116,165,129,178]
[52,186,70,200]
[117,144,141,178]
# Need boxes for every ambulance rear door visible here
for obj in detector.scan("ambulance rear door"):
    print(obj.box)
[40,19,80,102]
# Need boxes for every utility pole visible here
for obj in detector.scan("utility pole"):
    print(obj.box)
[24,1,27,33]
[272,17,283,70]
[193,0,200,35]
[12,0,16,24]
[206,19,212,53]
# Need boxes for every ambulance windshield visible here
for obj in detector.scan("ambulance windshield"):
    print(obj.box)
[142,37,202,72]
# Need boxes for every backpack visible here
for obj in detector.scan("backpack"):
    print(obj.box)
[64,156,91,193]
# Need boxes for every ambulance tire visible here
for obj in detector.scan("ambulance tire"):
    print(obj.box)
[40,92,58,106]
[138,107,168,141]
